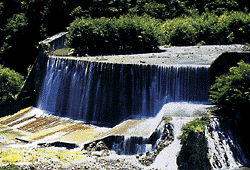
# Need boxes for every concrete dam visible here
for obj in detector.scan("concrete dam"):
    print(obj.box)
[1,33,249,169]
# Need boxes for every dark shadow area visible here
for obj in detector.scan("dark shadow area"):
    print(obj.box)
[210,52,250,85]
[177,131,211,170]
[209,110,250,167]
[39,142,78,150]
[0,97,34,117]
[218,116,250,167]
[74,46,166,57]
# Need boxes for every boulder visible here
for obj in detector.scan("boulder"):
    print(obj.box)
[96,141,109,151]
[86,141,110,157]
[136,122,175,166]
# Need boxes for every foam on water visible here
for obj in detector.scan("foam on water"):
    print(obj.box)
[145,117,196,169]
[205,118,249,169]
[36,57,211,127]
[162,102,212,117]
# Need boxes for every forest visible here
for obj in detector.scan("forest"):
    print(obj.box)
[1,0,250,105]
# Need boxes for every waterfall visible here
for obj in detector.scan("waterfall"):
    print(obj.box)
[30,55,250,169]
[205,118,249,169]
[145,117,196,169]
[111,136,151,155]
[36,57,211,127]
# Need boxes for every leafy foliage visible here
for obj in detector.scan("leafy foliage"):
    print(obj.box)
[179,117,210,143]
[177,130,211,170]
[173,0,248,16]
[161,11,250,46]
[0,65,24,105]
[209,60,250,114]
[0,164,20,170]
[128,0,168,20]
[66,14,164,55]
[177,117,211,170]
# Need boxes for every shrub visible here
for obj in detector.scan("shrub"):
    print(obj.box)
[128,0,168,20]
[161,11,250,46]
[179,117,210,143]
[177,117,211,170]
[162,13,217,46]
[209,60,250,114]
[70,0,132,19]
[216,11,250,44]
[66,14,164,55]
[0,65,24,105]
[177,130,211,170]
[173,0,245,16]
[0,164,20,170]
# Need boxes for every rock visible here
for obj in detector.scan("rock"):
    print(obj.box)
[100,149,110,157]
[137,122,175,166]
[86,141,110,157]
[0,135,6,143]
[96,141,108,151]
[146,151,153,157]
[91,151,102,157]
[87,141,96,151]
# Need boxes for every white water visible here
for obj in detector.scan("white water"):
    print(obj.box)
[36,57,211,127]
[145,117,196,170]
[205,118,249,169]
[162,102,212,117]
[110,102,210,155]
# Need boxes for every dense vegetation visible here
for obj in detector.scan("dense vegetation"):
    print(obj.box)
[66,1,250,55]
[177,117,211,170]
[66,14,164,55]
[162,11,250,46]
[0,65,24,105]
[179,117,210,142]
[209,61,250,160]
[209,61,250,116]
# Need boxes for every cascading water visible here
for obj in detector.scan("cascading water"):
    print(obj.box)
[205,118,249,169]
[37,57,210,127]
[32,55,250,168]
[145,117,196,169]
[111,136,151,155]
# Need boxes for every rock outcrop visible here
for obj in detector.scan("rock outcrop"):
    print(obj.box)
[137,122,174,166]
[86,141,110,157]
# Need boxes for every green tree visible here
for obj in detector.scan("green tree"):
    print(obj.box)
[128,0,168,20]
[209,61,250,114]
[173,0,246,16]
[0,0,23,55]
[66,14,164,55]
[0,64,24,105]
[70,0,132,19]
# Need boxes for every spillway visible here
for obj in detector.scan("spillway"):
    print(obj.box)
[1,44,250,168]
[36,57,210,127]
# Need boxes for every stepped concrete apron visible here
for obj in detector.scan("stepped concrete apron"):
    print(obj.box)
[0,107,164,147]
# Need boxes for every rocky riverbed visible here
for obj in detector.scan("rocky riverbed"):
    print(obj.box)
[0,119,176,170]
[0,136,143,169]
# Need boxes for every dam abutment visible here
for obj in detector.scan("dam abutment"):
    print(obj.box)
[210,51,250,84]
